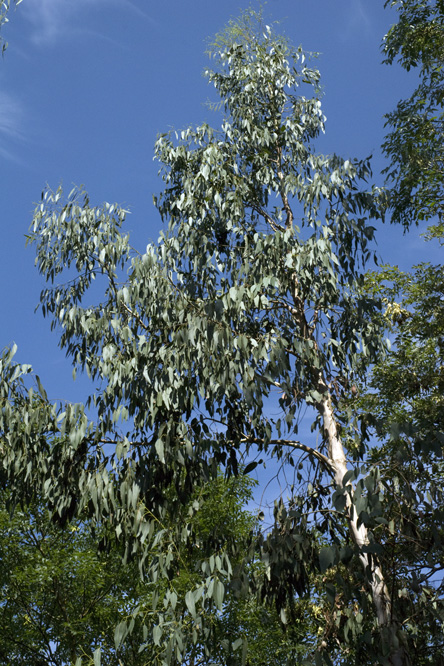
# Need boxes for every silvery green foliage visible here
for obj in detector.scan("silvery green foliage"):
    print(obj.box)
[1,14,388,665]
[0,0,22,53]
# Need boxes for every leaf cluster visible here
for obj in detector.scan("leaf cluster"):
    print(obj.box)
[382,0,444,229]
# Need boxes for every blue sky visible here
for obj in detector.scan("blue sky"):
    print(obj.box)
[0,0,436,408]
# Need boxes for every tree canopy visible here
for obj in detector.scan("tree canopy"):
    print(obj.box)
[1,5,443,666]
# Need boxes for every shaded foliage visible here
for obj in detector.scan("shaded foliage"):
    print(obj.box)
[2,474,315,666]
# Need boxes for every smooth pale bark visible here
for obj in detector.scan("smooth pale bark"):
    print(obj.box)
[318,383,409,666]
[287,262,408,664]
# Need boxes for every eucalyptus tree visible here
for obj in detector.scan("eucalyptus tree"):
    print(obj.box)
[0,10,406,665]
[0,0,22,52]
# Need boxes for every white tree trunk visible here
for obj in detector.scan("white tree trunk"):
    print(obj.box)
[288,258,408,664]
[319,388,408,666]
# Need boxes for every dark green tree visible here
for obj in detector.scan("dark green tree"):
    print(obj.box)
[2,472,313,666]
[346,241,444,665]
[382,0,444,230]
[0,491,144,666]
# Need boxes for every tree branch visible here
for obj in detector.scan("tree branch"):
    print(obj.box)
[249,202,286,233]
[239,435,333,470]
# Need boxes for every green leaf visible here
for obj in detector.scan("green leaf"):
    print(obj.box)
[35,374,47,401]
[243,461,258,475]
[214,579,224,609]
[153,625,162,646]
[319,546,336,573]
[114,621,127,649]
[185,590,196,618]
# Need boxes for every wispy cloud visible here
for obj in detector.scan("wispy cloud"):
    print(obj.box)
[0,91,23,139]
[23,0,156,46]
[123,0,156,23]
[344,0,373,40]
[24,0,72,45]
[0,90,25,162]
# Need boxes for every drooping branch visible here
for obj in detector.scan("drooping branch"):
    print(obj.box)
[239,436,333,470]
